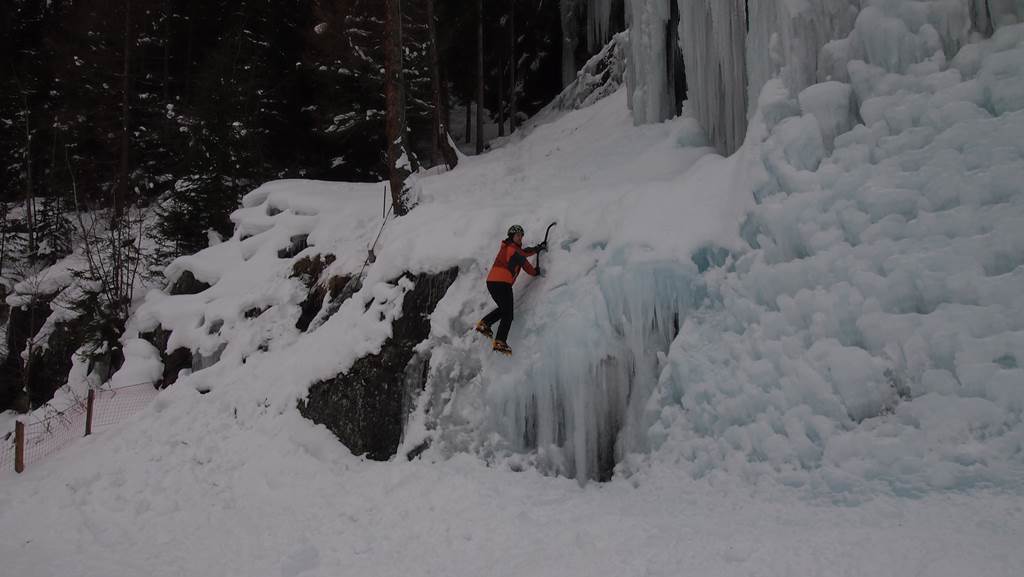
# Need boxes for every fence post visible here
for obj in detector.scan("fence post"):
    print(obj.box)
[15,420,25,473]
[85,389,95,436]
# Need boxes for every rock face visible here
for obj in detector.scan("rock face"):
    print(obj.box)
[296,274,353,332]
[291,253,354,332]
[278,234,309,259]
[139,326,191,388]
[299,268,458,461]
[0,285,9,335]
[169,270,211,296]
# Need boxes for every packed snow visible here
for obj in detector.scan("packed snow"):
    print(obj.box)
[3,2,1024,575]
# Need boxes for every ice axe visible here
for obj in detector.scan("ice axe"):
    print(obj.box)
[536,222,556,276]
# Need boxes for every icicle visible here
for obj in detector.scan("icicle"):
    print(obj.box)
[746,0,1024,108]
[745,0,861,111]
[677,0,748,155]
[486,260,705,482]
[587,0,616,52]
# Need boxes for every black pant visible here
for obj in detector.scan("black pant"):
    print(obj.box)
[482,281,514,342]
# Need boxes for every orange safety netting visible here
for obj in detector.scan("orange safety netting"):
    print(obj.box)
[1,382,159,474]
[91,383,160,430]
[0,429,16,472]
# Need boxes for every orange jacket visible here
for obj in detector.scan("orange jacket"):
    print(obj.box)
[486,239,539,284]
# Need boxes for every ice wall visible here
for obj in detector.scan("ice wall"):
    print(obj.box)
[748,1,1022,117]
[746,0,861,116]
[485,258,705,481]
[618,0,1023,155]
[643,21,1024,495]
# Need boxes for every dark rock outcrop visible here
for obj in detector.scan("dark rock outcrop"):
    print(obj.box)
[0,285,9,334]
[140,326,192,388]
[299,267,458,461]
[169,270,211,296]
[26,315,91,408]
[296,275,353,332]
[0,292,93,411]
[290,253,356,332]
[278,234,309,259]
[291,253,335,286]
[0,295,55,412]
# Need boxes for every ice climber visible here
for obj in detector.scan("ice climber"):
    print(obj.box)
[476,224,547,355]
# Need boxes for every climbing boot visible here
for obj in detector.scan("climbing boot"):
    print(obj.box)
[475,320,493,339]
[492,340,512,356]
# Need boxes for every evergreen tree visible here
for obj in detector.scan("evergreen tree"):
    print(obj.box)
[153,0,304,262]
[303,0,389,182]
[2,0,575,272]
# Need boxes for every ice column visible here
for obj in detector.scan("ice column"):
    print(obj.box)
[587,0,618,52]
[975,0,1024,34]
[625,0,672,124]
[677,0,748,154]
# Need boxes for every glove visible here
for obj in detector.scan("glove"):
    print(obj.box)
[539,241,548,252]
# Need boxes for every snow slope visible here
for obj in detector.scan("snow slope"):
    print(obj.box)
[2,8,1024,577]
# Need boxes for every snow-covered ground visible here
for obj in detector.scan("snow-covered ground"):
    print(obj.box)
[3,6,1024,576]
[2,429,1021,577]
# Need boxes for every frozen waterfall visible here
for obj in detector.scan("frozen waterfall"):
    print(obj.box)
[485,258,706,482]
[620,0,1023,156]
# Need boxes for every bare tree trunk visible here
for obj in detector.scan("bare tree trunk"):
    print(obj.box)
[162,0,171,101]
[426,0,457,169]
[475,0,484,154]
[509,0,517,133]
[184,1,194,104]
[465,100,471,144]
[426,0,441,166]
[21,92,35,257]
[441,64,451,139]
[497,44,504,137]
[117,0,132,224]
[0,203,8,275]
[384,0,412,215]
